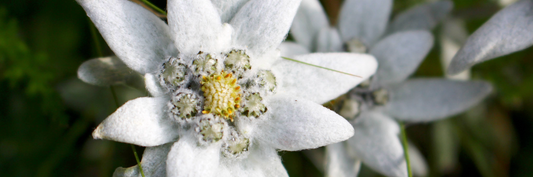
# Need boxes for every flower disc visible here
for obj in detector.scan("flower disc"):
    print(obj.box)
[200,71,242,121]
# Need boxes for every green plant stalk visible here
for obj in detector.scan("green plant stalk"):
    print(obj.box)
[139,0,167,15]
[110,86,146,177]
[399,122,412,177]
[131,145,146,177]
[281,57,362,78]
[89,18,145,177]
[88,20,103,57]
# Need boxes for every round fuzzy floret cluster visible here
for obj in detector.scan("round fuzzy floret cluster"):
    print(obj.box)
[200,71,241,121]
[157,49,277,158]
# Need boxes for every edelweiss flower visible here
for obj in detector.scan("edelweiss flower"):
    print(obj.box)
[447,0,533,75]
[77,0,377,176]
[282,0,492,176]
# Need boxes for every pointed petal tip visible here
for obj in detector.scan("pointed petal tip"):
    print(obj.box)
[446,56,470,75]
[92,125,104,139]
[478,80,494,95]
[340,119,355,142]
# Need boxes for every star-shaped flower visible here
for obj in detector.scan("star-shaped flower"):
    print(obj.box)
[77,0,378,176]
[282,0,492,176]
[447,0,533,75]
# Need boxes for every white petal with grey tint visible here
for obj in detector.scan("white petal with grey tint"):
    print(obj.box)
[231,0,301,57]
[383,78,492,122]
[338,0,392,46]
[325,143,361,177]
[78,56,144,89]
[92,97,179,147]
[113,143,172,177]
[168,0,230,55]
[273,53,377,104]
[409,143,429,177]
[447,0,533,75]
[291,0,330,51]
[255,95,354,151]
[347,111,407,177]
[144,73,167,97]
[166,135,221,177]
[211,0,249,23]
[219,145,288,177]
[279,42,310,57]
[440,19,471,80]
[370,30,434,89]
[316,27,344,52]
[387,0,453,34]
[77,0,176,74]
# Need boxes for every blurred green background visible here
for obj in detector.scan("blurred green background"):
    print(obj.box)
[1,0,532,176]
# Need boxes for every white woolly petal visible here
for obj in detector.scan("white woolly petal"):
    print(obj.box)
[231,0,302,57]
[219,144,288,177]
[338,0,392,46]
[255,95,354,151]
[347,111,407,177]
[316,27,344,52]
[77,0,176,74]
[92,97,178,147]
[447,0,533,74]
[370,30,434,89]
[279,42,310,57]
[211,0,249,23]
[113,143,172,177]
[144,73,166,97]
[291,0,330,51]
[383,78,492,122]
[273,53,377,104]
[77,56,143,89]
[325,143,361,177]
[440,19,471,80]
[166,135,221,177]
[168,0,229,54]
[409,143,429,177]
[387,0,453,34]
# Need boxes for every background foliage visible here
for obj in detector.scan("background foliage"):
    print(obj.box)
[1,0,532,176]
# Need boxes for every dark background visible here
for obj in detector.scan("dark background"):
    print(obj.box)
[1,0,532,176]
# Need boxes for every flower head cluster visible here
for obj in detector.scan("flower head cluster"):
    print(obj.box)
[283,0,493,176]
[155,49,277,155]
[77,0,378,176]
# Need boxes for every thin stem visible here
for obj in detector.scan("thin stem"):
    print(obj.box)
[93,16,145,175]
[110,86,146,177]
[131,145,146,177]
[281,57,362,78]
[109,86,119,108]
[399,122,412,177]
[136,0,167,16]
[88,20,103,57]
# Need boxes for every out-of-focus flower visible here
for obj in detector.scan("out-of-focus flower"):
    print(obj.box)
[283,0,492,176]
[77,0,378,176]
[447,0,533,75]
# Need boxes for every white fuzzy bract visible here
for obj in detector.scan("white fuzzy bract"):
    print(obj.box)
[77,0,379,176]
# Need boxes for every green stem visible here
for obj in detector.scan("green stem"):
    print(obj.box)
[138,0,167,15]
[399,122,412,177]
[110,86,146,177]
[281,57,362,78]
[88,20,103,57]
[109,86,119,107]
[93,15,145,175]
[131,145,146,177]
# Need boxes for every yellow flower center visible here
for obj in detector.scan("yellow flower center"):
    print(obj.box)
[200,71,241,121]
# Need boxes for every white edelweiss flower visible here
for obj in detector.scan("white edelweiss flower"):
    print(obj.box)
[447,0,533,75]
[284,0,492,177]
[77,0,378,176]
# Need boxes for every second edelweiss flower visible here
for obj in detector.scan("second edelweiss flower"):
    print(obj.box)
[78,0,377,176]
